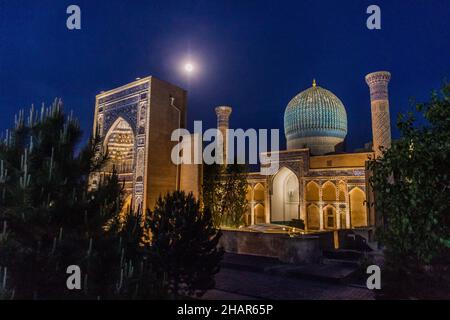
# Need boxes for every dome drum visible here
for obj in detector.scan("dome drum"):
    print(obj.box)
[286,136,344,155]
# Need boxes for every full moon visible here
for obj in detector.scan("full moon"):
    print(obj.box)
[184,63,194,73]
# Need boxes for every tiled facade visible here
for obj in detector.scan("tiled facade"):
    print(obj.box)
[90,76,200,212]
[239,72,391,230]
[245,150,373,230]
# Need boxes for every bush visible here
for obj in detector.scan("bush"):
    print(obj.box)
[368,85,450,298]
[148,191,223,298]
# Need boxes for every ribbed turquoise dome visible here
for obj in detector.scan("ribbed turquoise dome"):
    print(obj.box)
[284,82,347,153]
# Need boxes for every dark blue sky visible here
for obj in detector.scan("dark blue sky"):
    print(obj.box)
[0,0,449,151]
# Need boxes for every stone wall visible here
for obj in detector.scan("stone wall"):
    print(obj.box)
[219,230,322,264]
[179,134,202,200]
[146,77,187,211]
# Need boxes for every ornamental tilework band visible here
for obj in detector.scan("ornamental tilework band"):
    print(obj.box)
[98,82,149,104]
[94,80,151,211]
[365,72,391,101]
[103,104,138,136]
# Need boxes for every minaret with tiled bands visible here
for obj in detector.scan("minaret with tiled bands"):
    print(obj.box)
[365,71,392,158]
[215,106,232,164]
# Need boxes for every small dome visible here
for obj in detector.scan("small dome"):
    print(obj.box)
[284,80,347,155]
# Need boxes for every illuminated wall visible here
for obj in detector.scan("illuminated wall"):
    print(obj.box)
[271,167,299,222]
[350,187,367,227]
[91,76,191,212]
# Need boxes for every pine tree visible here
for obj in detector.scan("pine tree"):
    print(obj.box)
[148,191,223,298]
[0,100,160,299]
[90,207,167,299]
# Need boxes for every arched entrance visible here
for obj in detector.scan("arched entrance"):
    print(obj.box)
[271,167,299,223]
[103,118,135,193]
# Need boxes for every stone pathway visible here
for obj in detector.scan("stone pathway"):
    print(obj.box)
[203,267,374,300]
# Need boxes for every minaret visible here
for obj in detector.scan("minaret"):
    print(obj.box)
[215,106,232,164]
[365,71,392,158]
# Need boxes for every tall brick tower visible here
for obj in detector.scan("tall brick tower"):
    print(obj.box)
[215,106,232,164]
[365,71,392,232]
[91,76,187,212]
[365,71,392,158]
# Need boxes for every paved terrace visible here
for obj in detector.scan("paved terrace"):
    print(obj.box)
[202,253,374,300]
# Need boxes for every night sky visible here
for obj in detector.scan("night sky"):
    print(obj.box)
[0,0,449,151]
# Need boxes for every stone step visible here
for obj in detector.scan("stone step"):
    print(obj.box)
[340,230,374,252]
[220,252,361,284]
[322,258,360,267]
[220,253,281,273]
[323,249,364,261]
[265,263,359,284]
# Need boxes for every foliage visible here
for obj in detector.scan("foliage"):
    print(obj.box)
[220,163,249,228]
[203,163,248,228]
[90,208,167,299]
[148,191,223,298]
[368,84,450,271]
[202,163,223,227]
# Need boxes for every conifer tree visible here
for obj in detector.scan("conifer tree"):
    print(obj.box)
[0,100,160,299]
[148,191,223,298]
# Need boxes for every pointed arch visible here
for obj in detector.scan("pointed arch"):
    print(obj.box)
[103,117,134,148]
[349,187,367,227]
[306,181,320,201]
[103,117,135,176]
[270,166,299,222]
[246,185,253,201]
[322,181,336,201]
[253,183,265,201]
